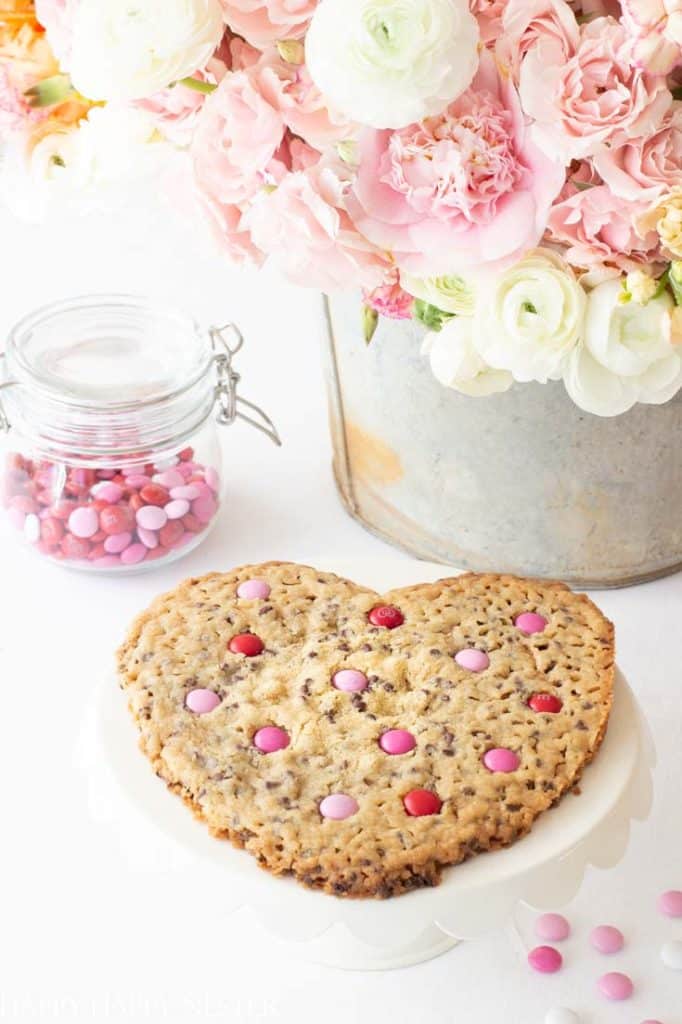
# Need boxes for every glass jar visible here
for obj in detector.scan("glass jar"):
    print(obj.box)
[0,294,279,573]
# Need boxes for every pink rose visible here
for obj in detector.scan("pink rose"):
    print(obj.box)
[594,102,682,200]
[364,272,414,319]
[470,0,507,44]
[346,52,565,277]
[621,0,682,74]
[199,191,266,266]
[191,70,285,207]
[219,0,318,45]
[243,167,389,291]
[254,50,352,148]
[495,0,579,82]
[520,17,672,161]
[546,184,662,270]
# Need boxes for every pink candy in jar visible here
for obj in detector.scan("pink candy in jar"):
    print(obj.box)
[1,295,279,574]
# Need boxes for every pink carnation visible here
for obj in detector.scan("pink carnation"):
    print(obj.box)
[364,272,414,319]
[254,50,352,148]
[346,52,565,277]
[243,167,389,291]
[546,184,662,270]
[219,0,318,45]
[594,102,682,200]
[495,0,579,82]
[621,0,682,74]
[520,17,672,160]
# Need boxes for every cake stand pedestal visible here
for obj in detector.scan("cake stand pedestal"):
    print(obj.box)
[87,558,655,971]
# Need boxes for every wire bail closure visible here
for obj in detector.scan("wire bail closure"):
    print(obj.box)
[210,324,281,446]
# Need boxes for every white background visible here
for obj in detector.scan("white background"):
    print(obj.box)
[1,184,681,1024]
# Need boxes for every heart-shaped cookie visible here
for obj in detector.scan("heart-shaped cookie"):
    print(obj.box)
[117,562,614,898]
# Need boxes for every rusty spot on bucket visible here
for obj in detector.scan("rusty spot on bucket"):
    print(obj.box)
[345,421,403,486]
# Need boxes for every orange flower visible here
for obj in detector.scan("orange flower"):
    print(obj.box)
[0,1,57,88]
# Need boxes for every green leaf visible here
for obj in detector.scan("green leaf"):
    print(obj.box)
[24,73,73,108]
[363,304,379,345]
[412,299,454,332]
[176,76,217,95]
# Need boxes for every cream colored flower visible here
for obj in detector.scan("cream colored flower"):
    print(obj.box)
[637,187,682,259]
[422,316,513,397]
[623,269,658,304]
[305,0,480,129]
[401,271,476,316]
[473,249,585,383]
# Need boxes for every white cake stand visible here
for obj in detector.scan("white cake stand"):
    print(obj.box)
[88,558,655,970]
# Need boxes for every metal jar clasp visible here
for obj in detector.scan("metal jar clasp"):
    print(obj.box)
[209,324,281,446]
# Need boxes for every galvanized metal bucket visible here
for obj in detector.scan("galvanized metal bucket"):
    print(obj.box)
[322,290,682,588]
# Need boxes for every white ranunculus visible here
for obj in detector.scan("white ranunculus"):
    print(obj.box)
[473,250,585,384]
[401,271,476,315]
[563,278,682,416]
[305,0,480,129]
[423,317,513,397]
[68,0,225,101]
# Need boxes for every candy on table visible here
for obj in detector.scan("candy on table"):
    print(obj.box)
[660,940,682,970]
[658,889,682,917]
[590,925,624,954]
[528,946,563,974]
[544,1009,580,1024]
[1,448,221,569]
[597,972,633,1000]
[535,913,571,942]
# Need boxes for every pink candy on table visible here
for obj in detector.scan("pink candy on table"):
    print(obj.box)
[590,925,624,954]
[528,946,563,974]
[597,972,633,1001]
[483,748,520,773]
[536,913,571,942]
[658,890,682,917]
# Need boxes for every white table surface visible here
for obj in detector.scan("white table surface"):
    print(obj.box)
[1,191,681,1024]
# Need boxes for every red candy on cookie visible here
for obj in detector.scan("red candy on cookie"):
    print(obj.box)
[229,633,265,656]
[529,693,563,713]
[403,789,442,816]
[368,605,404,629]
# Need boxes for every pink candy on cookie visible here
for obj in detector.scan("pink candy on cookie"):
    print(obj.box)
[515,612,547,634]
[333,669,368,692]
[253,726,290,753]
[186,688,221,714]
[320,794,358,820]
[483,748,520,773]
[379,729,416,755]
[237,579,272,600]
[455,648,490,671]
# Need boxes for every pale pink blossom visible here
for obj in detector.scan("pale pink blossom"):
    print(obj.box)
[35,0,77,66]
[199,190,266,265]
[346,51,565,277]
[546,184,663,270]
[243,166,389,291]
[621,0,682,74]
[191,70,285,208]
[556,158,602,202]
[594,102,682,200]
[0,65,44,136]
[219,0,318,45]
[470,0,507,44]
[495,0,579,82]
[254,50,352,148]
[520,17,672,160]
[364,272,414,318]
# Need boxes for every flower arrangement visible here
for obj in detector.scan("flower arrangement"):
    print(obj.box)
[2,0,682,415]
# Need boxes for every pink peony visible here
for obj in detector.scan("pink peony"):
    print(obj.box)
[594,102,682,200]
[346,51,565,277]
[219,0,318,45]
[470,0,507,44]
[243,167,389,291]
[621,0,682,74]
[520,17,672,160]
[191,70,285,208]
[199,191,266,266]
[254,50,352,148]
[546,184,663,270]
[364,272,414,319]
[495,0,579,82]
